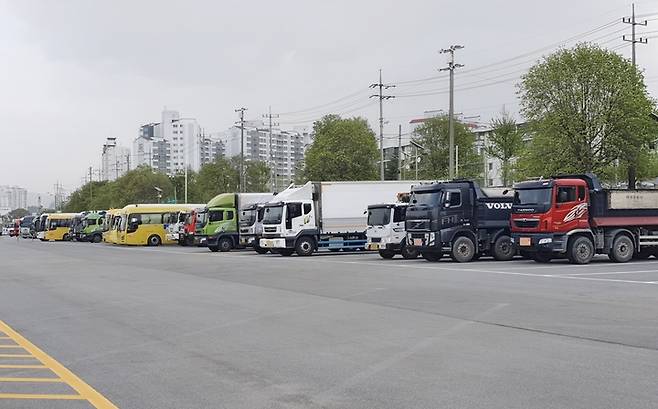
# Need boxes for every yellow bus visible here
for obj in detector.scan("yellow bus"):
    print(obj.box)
[117,204,201,246]
[102,208,124,244]
[44,213,77,241]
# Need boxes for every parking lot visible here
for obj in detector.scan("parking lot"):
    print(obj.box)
[0,237,657,408]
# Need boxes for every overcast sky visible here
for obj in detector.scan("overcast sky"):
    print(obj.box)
[1,0,657,195]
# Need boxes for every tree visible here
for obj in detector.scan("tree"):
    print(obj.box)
[196,158,239,202]
[7,208,28,219]
[63,181,108,212]
[244,161,271,192]
[486,111,525,186]
[169,170,201,204]
[518,43,658,188]
[411,116,481,180]
[302,115,378,181]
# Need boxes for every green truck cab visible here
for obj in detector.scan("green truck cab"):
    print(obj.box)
[195,192,273,252]
[80,211,106,243]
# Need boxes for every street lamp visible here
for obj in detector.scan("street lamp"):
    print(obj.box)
[154,186,163,203]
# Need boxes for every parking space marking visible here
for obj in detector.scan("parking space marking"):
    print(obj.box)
[557,269,658,276]
[0,320,118,408]
[295,258,658,286]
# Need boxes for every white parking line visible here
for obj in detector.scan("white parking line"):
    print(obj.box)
[556,270,658,277]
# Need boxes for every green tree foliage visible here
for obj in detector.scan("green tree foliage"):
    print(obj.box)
[196,158,239,202]
[244,160,271,192]
[412,116,481,180]
[302,115,378,181]
[7,208,29,219]
[63,167,173,212]
[169,170,201,204]
[486,111,525,186]
[518,43,658,188]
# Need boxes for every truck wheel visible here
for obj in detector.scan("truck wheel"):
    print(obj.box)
[378,249,395,259]
[609,235,634,263]
[279,248,294,257]
[532,253,552,263]
[492,235,515,261]
[295,237,315,256]
[62,233,70,241]
[218,237,233,252]
[451,236,476,263]
[421,251,441,262]
[400,244,419,260]
[92,234,102,243]
[147,234,161,246]
[568,236,594,264]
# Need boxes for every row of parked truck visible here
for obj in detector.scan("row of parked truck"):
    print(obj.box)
[23,173,658,265]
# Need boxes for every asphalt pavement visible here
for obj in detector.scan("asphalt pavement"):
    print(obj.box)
[0,237,657,409]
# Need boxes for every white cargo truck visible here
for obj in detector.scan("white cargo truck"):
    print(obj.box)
[258,181,421,256]
[366,200,419,259]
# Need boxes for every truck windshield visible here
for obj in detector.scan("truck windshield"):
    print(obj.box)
[411,191,440,206]
[196,210,207,227]
[262,205,283,224]
[514,188,552,205]
[367,207,391,226]
[240,209,257,227]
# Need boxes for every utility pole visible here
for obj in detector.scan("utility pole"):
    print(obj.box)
[263,106,279,192]
[89,166,93,203]
[370,69,395,181]
[126,154,131,172]
[439,45,464,180]
[622,4,648,189]
[398,124,402,180]
[623,3,648,67]
[235,107,247,192]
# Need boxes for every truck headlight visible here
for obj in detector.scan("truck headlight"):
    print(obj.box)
[538,238,552,245]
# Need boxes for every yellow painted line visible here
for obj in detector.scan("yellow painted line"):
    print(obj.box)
[0,364,47,369]
[0,393,85,400]
[0,321,118,408]
[0,377,64,383]
[0,354,33,358]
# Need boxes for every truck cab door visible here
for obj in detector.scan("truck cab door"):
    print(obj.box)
[285,202,306,234]
[553,185,589,231]
[441,189,464,231]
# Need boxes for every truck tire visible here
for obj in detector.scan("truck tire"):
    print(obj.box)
[295,237,315,256]
[400,244,419,260]
[378,249,395,259]
[609,234,634,263]
[62,233,70,241]
[451,236,476,263]
[147,234,161,246]
[92,234,102,243]
[218,237,233,252]
[492,235,515,261]
[422,251,442,262]
[279,248,294,257]
[567,236,594,264]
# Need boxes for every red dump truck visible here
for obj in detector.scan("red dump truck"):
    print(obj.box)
[511,174,658,264]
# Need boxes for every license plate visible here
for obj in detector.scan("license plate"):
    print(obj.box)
[368,243,380,250]
[413,239,423,246]
[520,237,531,246]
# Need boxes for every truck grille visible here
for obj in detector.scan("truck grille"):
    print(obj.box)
[406,220,429,230]
[264,227,277,233]
[514,219,540,228]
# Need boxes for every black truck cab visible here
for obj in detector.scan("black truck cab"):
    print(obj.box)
[405,180,514,262]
